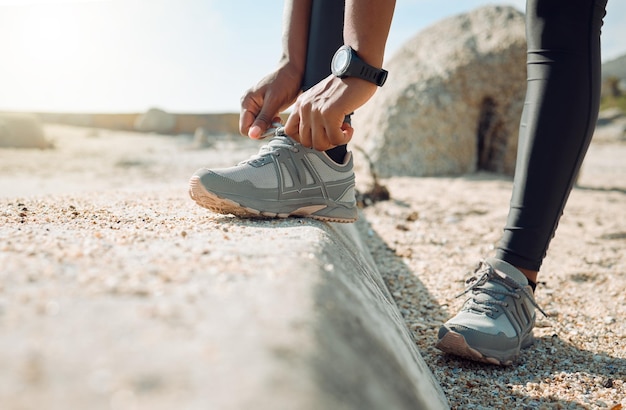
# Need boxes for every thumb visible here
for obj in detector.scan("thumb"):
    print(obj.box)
[248,107,277,139]
[334,121,354,145]
[341,121,354,141]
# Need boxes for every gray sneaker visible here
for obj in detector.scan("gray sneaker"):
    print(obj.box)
[436,257,546,365]
[189,128,357,223]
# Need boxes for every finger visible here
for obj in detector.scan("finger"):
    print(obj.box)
[243,90,282,139]
[297,104,313,149]
[315,116,347,151]
[284,109,301,142]
[340,121,354,143]
[239,108,257,136]
[239,88,263,136]
[311,111,332,152]
[249,110,275,139]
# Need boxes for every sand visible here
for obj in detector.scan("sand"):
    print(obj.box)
[1,123,625,409]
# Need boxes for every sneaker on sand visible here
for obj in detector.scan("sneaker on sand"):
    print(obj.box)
[436,257,546,365]
[189,128,357,223]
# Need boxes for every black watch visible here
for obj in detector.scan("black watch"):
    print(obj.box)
[331,45,388,87]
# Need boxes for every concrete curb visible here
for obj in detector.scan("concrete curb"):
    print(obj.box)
[310,221,450,409]
[0,194,449,409]
[186,217,450,409]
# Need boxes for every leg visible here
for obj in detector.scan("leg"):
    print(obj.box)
[302,0,344,90]
[496,0,608,275]
[303,0,348,163]
[437,0,608,365]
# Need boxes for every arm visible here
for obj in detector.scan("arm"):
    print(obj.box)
[239,0,312,139]
[279,0,311,78]
[284,0,395,151]
[343,0,394,68]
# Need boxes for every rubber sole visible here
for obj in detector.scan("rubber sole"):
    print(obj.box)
[435,330,516,366]
[189,176,357,223]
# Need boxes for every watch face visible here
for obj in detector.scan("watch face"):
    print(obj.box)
[332,47,350,75]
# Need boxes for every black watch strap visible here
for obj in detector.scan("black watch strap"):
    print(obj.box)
[357,62,388,87]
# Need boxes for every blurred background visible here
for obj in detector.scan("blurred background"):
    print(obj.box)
[1,0,624,115]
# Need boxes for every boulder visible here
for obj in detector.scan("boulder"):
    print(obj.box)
[353,5,527,177]
[191,126,214,148]
[134,107,177,134]
[0,113,51,149]
[594,107,626,142]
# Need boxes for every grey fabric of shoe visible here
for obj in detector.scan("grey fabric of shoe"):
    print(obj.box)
[436,258,546,365]
[189,128,357,223]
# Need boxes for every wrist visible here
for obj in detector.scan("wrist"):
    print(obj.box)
[278,54,305,80]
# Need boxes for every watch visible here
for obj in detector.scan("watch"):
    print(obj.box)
[331,45,388,87]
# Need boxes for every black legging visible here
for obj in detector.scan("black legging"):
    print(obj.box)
[303,0,608,272]
[496,0,607,271]
[302,0,348,163]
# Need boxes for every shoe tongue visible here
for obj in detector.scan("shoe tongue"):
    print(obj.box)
[469,259,525,303]
[485,257,529,287]
[268,134,296,147]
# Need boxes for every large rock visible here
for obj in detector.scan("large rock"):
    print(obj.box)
[353,5,527,177]
[134,107,177,134]
[0,113,51,149]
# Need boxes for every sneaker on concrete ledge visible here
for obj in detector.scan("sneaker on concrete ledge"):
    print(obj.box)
[436,257,546,365]
[189,127,357,223]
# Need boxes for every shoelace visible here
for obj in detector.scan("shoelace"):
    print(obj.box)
[259,121,286,139]
[240,125,300,165]
[456,261,547,318]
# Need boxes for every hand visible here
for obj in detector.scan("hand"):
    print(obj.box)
[284,75,377,151]
[239,62,303,139]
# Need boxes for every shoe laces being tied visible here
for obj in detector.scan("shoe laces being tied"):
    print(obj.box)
[456,261,547,318]
[240,122,300,165]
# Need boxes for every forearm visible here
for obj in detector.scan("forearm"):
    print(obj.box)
[343,0,395,67]
[280,0,312,76]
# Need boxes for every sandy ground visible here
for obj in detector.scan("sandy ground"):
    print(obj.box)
[1,123,625,409]
[356,132,626,407]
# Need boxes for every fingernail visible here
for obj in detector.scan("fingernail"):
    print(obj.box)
[249,125,261,139]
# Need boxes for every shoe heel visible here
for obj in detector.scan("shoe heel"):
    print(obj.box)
[521,332,535,349]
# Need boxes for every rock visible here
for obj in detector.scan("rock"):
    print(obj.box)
[0,113,51,149]
[191,126,214,148]
[134,107,177,134]
[353,5,527,177]
[594,108,626,142]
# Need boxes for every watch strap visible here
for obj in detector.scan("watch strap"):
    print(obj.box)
[353,61,388,87]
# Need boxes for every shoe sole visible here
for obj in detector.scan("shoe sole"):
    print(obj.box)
[435,330,515,366]
[189,176,357,223]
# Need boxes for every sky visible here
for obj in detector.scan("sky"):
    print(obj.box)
[0,0,624,114]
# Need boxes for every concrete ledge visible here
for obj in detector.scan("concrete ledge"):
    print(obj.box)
[311,222,449,409]
[0,194,448,409]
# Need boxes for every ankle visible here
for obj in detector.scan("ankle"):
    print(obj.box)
[515,266,538,292]
[515,267,538,283]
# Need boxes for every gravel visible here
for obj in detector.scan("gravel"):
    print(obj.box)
[357,165,625,409]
